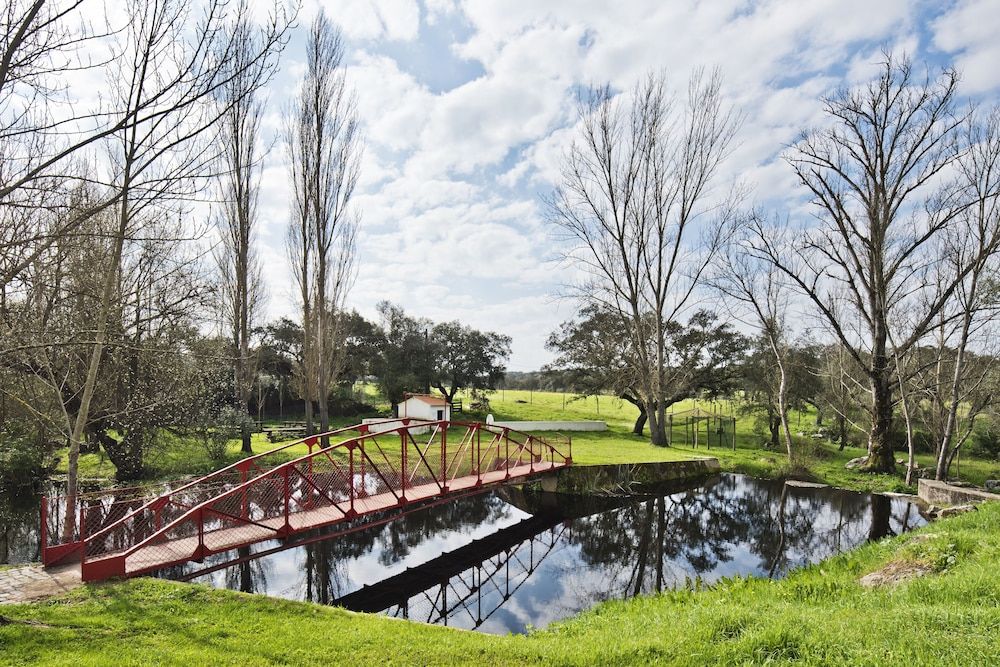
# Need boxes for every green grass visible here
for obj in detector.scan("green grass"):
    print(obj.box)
[50,415,375,483]
[50,388,1000,495]
[2,500,999,665]
[477,390,1000,493]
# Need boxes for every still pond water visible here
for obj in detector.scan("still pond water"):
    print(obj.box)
[137,473,925,635]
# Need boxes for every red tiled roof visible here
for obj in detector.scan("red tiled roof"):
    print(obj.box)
[403,393,447,406]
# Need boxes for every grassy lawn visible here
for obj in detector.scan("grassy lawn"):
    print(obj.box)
[50,416,375,483]
[479,390,1000,493]
[2,499,998,665]
[50,388,1000,495]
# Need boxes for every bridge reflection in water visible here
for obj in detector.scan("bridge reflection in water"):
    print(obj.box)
[163,473,925,635]
[371,522,567,629]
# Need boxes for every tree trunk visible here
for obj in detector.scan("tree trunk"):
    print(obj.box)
[776,362,793,460]
[435,385,457,404]
[935,306,974,481]
[318,382,329,443]
[865,371,895,472]
[648,399,668,446]
[240,423,252,454]
[769,413,780,450]
[103,432,145,481]
[237,344,253,454]
[837,414,848,451]
[63,153,134,539]
[633,411,647,436]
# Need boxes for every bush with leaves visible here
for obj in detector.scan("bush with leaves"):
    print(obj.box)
[197,407,254,462]
[0,426,47,493]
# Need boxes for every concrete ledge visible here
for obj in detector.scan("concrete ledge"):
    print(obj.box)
[531,458,720,496]
[487,420,607,432]
[501,459,720,517]
[918,478,1000,506]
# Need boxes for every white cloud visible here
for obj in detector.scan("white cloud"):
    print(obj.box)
[311,0,421,42]
[933,0,1000,94]
[250,0,975,369]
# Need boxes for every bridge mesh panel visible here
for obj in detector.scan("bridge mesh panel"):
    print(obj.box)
[286,460,351,531]
[83,469,254,560]
[350,439,399,513]
[81,422,570,577]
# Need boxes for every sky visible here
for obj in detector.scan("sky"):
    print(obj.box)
[247,0,1000,371]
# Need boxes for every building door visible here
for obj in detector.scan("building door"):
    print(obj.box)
[437,409,444,420]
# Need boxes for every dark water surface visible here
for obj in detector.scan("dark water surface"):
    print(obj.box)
[0,486,42,565]
[146,473,924,634]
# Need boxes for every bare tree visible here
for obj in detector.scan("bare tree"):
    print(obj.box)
[547,68,740,446]
[916,110,1000,479]
[41,0,290,535]
[285,12,360,444]
[0,1,289,291]
[215,3,271,454]
[888,331,918,485]
[713,214,794,460]
[748,54,982,472]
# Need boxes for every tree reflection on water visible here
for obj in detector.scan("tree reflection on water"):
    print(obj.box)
[168,473,922,634]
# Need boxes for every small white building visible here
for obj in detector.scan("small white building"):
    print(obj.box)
[397,393,451,422]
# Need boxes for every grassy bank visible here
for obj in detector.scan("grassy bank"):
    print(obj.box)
[2,500,998,665]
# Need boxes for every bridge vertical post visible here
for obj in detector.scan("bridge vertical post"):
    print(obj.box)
[504,430,510,480]
[307,437,315,477]
[475,427,481,485]
[283,466,291,534]
[528,436,534,473]
[359,439,366,498]
[196,508,205,561]
[348,444,355,516]
[400,431,407,502]
[440,424,448,493]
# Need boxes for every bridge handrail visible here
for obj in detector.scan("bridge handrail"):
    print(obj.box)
[77,418,412,550]
[113,420,570,563]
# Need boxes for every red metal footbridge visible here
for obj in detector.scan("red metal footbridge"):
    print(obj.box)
[40,420,571,582]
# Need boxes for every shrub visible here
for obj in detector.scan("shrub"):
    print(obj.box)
[0,427,47,493]
[199,406,253,462]
[970,418,1000,459]
[327,396,376,418]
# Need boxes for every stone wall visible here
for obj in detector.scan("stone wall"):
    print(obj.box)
[532,458,720,495]
[500,458,721,517]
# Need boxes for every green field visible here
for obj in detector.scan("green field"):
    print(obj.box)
[53,388,1000,494]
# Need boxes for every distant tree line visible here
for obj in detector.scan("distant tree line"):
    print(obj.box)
[256,302,511,416]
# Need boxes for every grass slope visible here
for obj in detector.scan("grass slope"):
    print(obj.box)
[2,502,999,665]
